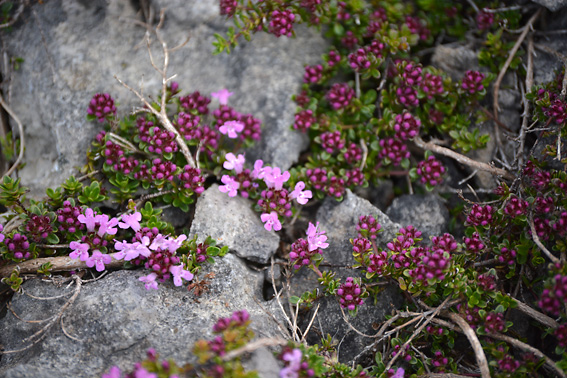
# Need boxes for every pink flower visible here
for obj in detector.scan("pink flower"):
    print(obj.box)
[169,265,194,286]
[69,241,90,261]
[102,366,122,378]
[95,214,119,237]
[306,222,328,251]
[392,367,405,378]
[85,250,112,272]
[223,153,245,174]
[0,224,4,243]
[118,211,142,232]
[283,348,302,367]
[289,181,312,205]
[219,120,244,138]
[261,212,282,231]
[263,167,290,190]
[139,272,159,290]
[150,234,187,253]
[219,175,240,197]
[114,238,152,261]
[280,348,302,378]
[78,208,97,232]
[133,367,157,378]
[211,89,233,105]
[251,160,271,180]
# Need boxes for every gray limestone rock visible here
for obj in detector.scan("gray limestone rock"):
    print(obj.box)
[190,184,280,264]
[386,194,449,241]
[290,190,404,363]
[531,0,567,11]
[1,0,326,198]
[316,189,401,266]
[0,254,286,378]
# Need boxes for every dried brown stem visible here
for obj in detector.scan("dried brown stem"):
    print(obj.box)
[444,312,490,378]
[383,297,451,373]
[528,215,560,264]
[489,332,566,378]
[114,10,195,169]
[413,136,514,180]
[0,0,25,29]
[220,337,288,361]
[0,253,124,279]
[493,9,541,120]
[0,275,82,354]
[514,298,558,329]
[0,93,24,178]
[270,257,298,342]
[517,35,534,169]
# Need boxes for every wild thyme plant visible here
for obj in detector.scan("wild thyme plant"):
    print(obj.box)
[2,1,567,377]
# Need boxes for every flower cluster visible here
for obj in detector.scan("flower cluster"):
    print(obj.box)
[538,273,567,316]
[219,155,312,231]
[337,277,364,311]
[87,93,117,122]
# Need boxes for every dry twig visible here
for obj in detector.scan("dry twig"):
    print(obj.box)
[493,9,541,120]
[383,297,451,373]
[0,275,83,354]
[0,93,24,178]
[413,136,514,180]
[517,35,534,169]
[220,337,289,361]
[0,253,124,278]
[114,10,195,169]
[528,215,560,264]
[444,313,490,378]
[489,332,566,378]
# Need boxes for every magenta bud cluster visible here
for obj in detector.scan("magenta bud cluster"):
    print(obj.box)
[25,214,53,242]
[326,83,354,110]
[416,156,445,186]
[337,277,364,311]
[394,111,421,140]
[87,93,117,122]
[319,131,345,153]
[466,204,494,226]
[356,215,382,240]
[461,70,486,94]
[289,238,322,270]
[379,138,410,166]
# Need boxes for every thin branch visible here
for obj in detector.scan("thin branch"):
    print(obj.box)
[413,136,514,180]
[489,332,566,378]
[355,71,361,99]
[528,215,560,264]
[76,170,101,182]
[270,257,297,341]
[0,253,124,278]
[359,138,368,170]
[0,275,82,354]
[0,0,25,29]
[445,313,490,378]
[493,9,541,120]
[517,35,534,169]
[514,298,558,329]
[300,303,319,343]
[114,11,195,169]
[0,93,24,178]
[220,337,288,361]
[383,297,451,373]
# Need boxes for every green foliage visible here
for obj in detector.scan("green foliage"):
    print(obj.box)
[1,268,23,291]
[0,176,26,208]
[78,181,107,204]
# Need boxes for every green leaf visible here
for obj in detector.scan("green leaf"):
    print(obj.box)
[333,23,345,36]
[46,233,60,244]
[290,296,301,304]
